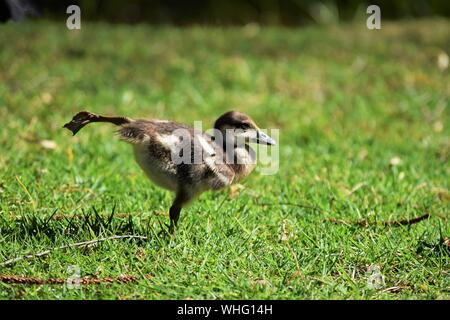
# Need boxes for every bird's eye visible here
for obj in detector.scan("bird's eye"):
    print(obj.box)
[238,123,249,130]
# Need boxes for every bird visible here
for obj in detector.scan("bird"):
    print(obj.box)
[63,110,276,233]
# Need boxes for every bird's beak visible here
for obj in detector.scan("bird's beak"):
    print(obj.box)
[255,130,276,145]
[234,128,276,146]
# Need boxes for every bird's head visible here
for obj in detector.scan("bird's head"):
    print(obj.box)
[214,111,276,146]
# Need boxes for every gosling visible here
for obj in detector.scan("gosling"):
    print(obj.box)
[63,111,276,233]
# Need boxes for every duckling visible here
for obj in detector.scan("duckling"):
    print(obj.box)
[63,110,276,233]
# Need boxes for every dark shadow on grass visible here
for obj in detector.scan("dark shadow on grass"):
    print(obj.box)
[0,206,169,244]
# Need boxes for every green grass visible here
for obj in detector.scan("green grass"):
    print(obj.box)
[0,19,449,299]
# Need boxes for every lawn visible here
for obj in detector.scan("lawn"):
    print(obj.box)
[0,19,448,299]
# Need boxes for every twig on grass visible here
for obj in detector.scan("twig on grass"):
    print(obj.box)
[385,213,431,226]
[0,235,148,267]
[326,213,431,227]
[256,201,432,227]
[0,273,152,285]
[382,285,410,293]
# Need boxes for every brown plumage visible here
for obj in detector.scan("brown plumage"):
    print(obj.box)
[63,110,275,233]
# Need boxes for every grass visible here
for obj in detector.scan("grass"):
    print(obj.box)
[0,19,449,300]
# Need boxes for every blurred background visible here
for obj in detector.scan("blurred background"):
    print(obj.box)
[2,0,450,25]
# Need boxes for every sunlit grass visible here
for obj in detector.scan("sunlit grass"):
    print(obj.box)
[0,19,449,299]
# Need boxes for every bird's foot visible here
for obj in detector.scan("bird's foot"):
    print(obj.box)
[168,222,176,235]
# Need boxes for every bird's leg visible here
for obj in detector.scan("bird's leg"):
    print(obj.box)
[169,191,189,234]
[169,205,181,234]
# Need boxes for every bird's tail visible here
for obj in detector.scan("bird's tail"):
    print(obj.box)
[63,111,132,135]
